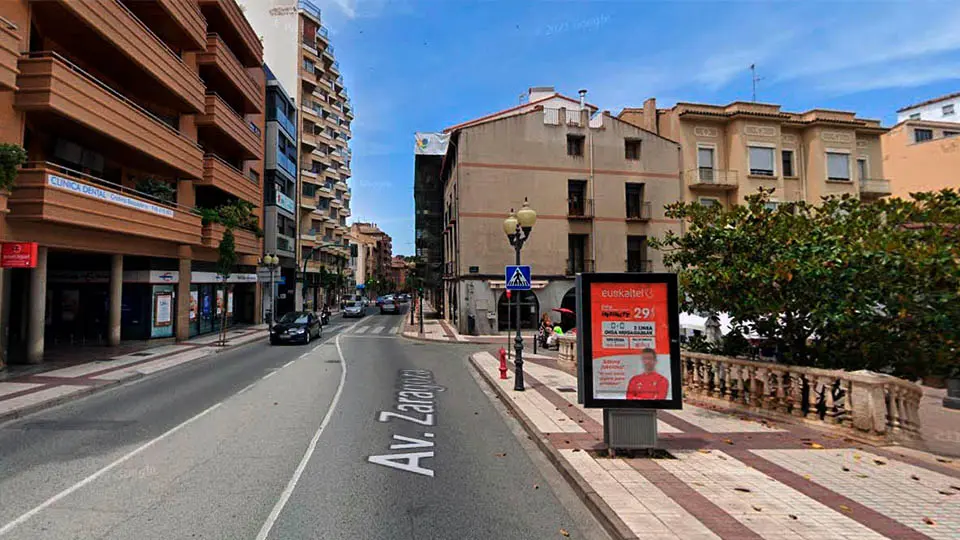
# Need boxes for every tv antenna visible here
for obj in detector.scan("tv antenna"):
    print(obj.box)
[750,64,764,102]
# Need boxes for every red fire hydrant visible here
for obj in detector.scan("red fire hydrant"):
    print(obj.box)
[498,347,508,379]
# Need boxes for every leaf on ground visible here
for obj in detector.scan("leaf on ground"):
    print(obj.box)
[839,505,852,514]
[809,443,825,449]
[874,459,887,466]
[950,485,960,491]
[752,506,762,512]
[788,514,798,520]
[911,474,920,481]
[936,457,952,463]
[841,466,850,472]
[939,490,955,496]
[856,474,870,479]
[723,438,734,445]
[853,454,862,461]
[698,449,712,454]
[560,528,570,537]
[734,487,752,493]
[572,448,581,452]
[495,452,507,457]
[717,455,728,460]
[803,474,811,480]
[923,517,936,526]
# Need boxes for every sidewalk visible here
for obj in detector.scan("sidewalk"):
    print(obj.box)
[471,351,960,540]
[401,300,554,352]
[0,325,268,423]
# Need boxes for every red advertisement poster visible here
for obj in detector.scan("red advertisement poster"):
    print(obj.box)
[589,282,672,401]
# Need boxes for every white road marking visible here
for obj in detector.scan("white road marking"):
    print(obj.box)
[372,326,385,334]
[255,333,348,540]
[238,383,256,395]
[0,402,223,536]
[261,371,276,380]
[283,360,295,368]
[298,352,310,359]
[353,326,369,334]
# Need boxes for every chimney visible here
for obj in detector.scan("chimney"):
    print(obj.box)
[642,97,658,133]
[579,89,588,126]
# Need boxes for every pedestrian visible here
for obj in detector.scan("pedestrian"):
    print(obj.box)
[538,313,553,348]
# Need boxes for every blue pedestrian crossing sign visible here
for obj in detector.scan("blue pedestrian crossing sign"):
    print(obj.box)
[505,265,532,291]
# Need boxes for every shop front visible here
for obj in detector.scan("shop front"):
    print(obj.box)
[189,272,258,337]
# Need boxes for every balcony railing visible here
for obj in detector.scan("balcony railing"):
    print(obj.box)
[626,259,653,272]
[626,201,652,221]
[277,151,297,178]
[11,162,201,245]
[0,16,19,91]
[566,197,593,219]
[859,178,891,197]
[273,106,297,139]
[199,33,262,113]
[298,0,322,20]
[565,258,594,276]
[201,154,260,205]
[684,168,739,190]
[276,233,295,254]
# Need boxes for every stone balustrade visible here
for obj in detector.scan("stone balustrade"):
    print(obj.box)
[558,334,577,364]
[681,351,923,443]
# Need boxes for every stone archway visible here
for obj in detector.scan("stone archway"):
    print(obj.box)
[497,290,539,331]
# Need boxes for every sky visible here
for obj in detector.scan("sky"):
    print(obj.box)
[311,0,960,255]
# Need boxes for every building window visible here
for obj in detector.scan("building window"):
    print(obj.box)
[914,129,933,143]
[857,158,868,182]
[625,183,645,219]
[781,150,795,177]
[567,180,588,217]
[248,169,260,184]
[567,234,589,275]
[944,131,960,138]
[698,197,720,207]
[943,104,955,116]
[303,59,315,73]
[624,139,641,160]
[697,146,715,182]
[826,152,850,181]
[748,146,775,176]
[567,135,584,157]
[909,113,921,120]
[626,236,648,272]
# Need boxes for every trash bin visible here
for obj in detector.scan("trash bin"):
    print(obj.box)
[467,313,476,336]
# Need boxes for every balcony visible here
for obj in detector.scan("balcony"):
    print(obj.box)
[301,103,322,122]
[299,0,322,22]
[684,168,739,190]
[626,201,652,222]
[276,152,297,180]
[15,53,203,178]
[330,198,342,208]
[272,108,297,141]
[566,198,593,220]
[300,130,318,149]
[317,25,330,43]
[276,233,295,257]
[859,178,892,199]
[155,0,207,49]
[318,183,334,198]
[198,34,263,113]
[301,229,317,244]
[36,0,205,112]
[0,17,19,91]
[10,162,202,245]
[197,0,262,67]
[300,192,317,210]
[196,93,262,159]
[202,222,259,255]
[565,258,594,276]
[334,181,348,192]
[626,259,653,273]
[199,154,260,206]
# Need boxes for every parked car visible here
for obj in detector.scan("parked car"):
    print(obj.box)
[343,301,365,318]
[380,298,400,314]
[270,311,321,345]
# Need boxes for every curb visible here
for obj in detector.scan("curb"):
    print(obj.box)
[468,353,638,540]
[0,331,266,426]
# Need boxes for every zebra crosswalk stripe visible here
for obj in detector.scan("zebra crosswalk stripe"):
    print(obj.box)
[353,326,369,334]
[372,326,385,334]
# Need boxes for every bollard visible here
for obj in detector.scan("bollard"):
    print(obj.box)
[498,347,508,379]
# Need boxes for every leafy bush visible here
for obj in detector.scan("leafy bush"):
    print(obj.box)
[0,144,27,191]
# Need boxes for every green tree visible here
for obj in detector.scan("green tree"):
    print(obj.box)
[0,143,27,191]
[651,188,960,379]
[216,228,238,346]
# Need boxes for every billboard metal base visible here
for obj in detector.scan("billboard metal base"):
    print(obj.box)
[603,409,658,451]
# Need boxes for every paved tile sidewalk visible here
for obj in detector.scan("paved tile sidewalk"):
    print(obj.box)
[0,326,268,422]
[471,351,960,540]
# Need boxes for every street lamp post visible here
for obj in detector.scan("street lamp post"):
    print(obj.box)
[261,254,280,325]
[503,198,537,392]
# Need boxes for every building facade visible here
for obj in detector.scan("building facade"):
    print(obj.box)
[896,92,960,124]
[238,0,353,310]
[262,65,298,317]
[0,0,266,365]
[619,99,891,208]
[882,119,960,199]
[349,222,392,294]
[434,87,681,336]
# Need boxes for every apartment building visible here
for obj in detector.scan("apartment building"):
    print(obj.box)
[619,99,890,208]
[238,0,353,310]
[389,256,411,290]
[422,87,681,336]
[350,222,392,290]
[262,65,298,316]
[0,0,265,364]
[897,92,960,124]
[882,119,960,199]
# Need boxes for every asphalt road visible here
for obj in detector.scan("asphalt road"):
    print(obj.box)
[0,305,607,540]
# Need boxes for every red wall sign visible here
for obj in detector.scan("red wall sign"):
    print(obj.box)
[1,242,39,268]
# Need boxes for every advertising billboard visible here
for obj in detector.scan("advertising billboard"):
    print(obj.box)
[576,273,682,409]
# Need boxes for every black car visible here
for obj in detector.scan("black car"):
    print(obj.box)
[270,311,321,345]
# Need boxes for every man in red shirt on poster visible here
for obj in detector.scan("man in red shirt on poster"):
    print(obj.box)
[626,348,669,400]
